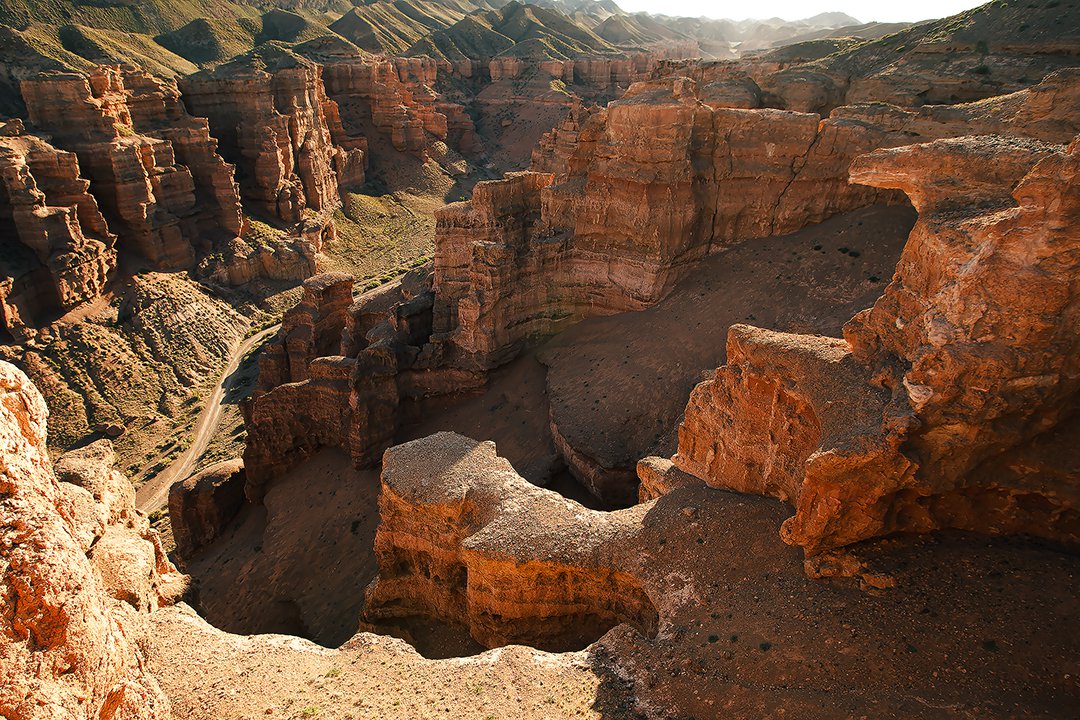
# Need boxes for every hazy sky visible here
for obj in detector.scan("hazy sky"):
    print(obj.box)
[613,0,987,23]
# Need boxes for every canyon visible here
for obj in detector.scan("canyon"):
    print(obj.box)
[0,0,1078,718]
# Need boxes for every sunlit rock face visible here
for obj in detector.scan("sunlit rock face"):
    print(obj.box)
[675,135,1080,555]
[0,361,186,720]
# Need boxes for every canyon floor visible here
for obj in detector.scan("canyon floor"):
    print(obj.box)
[148,480,1078,720]
[166,201,972,677]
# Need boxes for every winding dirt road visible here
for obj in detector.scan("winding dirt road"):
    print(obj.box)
[135,324,280,513]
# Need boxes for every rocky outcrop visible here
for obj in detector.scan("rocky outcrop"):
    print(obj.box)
[0,123,116,336]
[0,361,185,719]
[673,135,1080,555]
[530,101,600,175]
[320,54,448,157]
[321,92,368,189]
[243,268,448,499]
[239,70,1079,510]
[243,273,356,499]
[436,77,907,370]
[168,459,245,559]
[829,68,1080,146]
[635,456,702,503]
[120,68,244,242]
[446,71,1080,378]
[756,2,1080,115]
[363,432,658,651]
[256,272,355,390]
[179,48,343,226]
[436,100,477,155]
[20,67,224,269]
[539,77,906,247]
[55,440,188,610]
[243,76,922,497]
[430,171,569,371]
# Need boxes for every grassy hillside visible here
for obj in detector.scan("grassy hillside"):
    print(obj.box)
[329,0,468,54]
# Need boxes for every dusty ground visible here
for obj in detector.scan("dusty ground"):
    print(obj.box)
[181,448,381,647]
[147,606,640,720]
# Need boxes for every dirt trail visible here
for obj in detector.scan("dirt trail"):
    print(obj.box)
[135,324,280,513]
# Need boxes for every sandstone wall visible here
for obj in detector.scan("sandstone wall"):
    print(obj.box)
[179,55,342,227]
[321,56,447,157]
[257,272,356,390]
[434,77,908,370]
[168,458,245,559]
[21,69,212,269]
[0,124,116,336]
[673,135,1080,555]
[121,68,244,240]
[242,269,447,498]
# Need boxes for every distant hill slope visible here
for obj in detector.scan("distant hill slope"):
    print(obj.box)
[329,0,473,55]
[769,20,912,48]
[763,0,1080,111]
[594,12,690,48]
[405,0,619,61]
[5,0,1061,118]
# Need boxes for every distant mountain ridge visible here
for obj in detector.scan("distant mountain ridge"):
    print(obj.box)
[0,0,918,114]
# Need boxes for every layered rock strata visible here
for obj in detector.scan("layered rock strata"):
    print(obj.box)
[242,76,914,494]
[243,73,1079,505]
[0,123,116,335]
[673,135,1080,555]
[363,432,659,651]
[243,269,453,500]
[119,68,244,241]
[439,77,908,370]
[828,68,1080,146]
[179,49,346,226]
[20,68,222,269]
[320,54,450,157]
[0,361,185,719]
[256,272,356,390]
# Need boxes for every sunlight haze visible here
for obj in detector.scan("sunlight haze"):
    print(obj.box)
[611,0,988,23]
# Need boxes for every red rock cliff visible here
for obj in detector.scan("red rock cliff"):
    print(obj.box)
[20,68,220,269]
[673,135,1080,556]
[179,48,343,226]
[0,122,116,336]
[0,361,186,719]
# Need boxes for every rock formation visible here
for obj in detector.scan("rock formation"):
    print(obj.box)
[320,53,449,157]
[437,77,909,370]
[363,432,659,651]
[828,68,1080,146]
[168,459,245,559]
[19,67,228,269]
[756,1,1080,115]
[439,70,1080,374]
[256,272,356,390]
[0,121,116,336]
[673,135,1080,556]
[179,48,345,227]
[243,269,446,500]
[243,66,1080,509]
[119,68,244,242]
[0,361,185,719]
